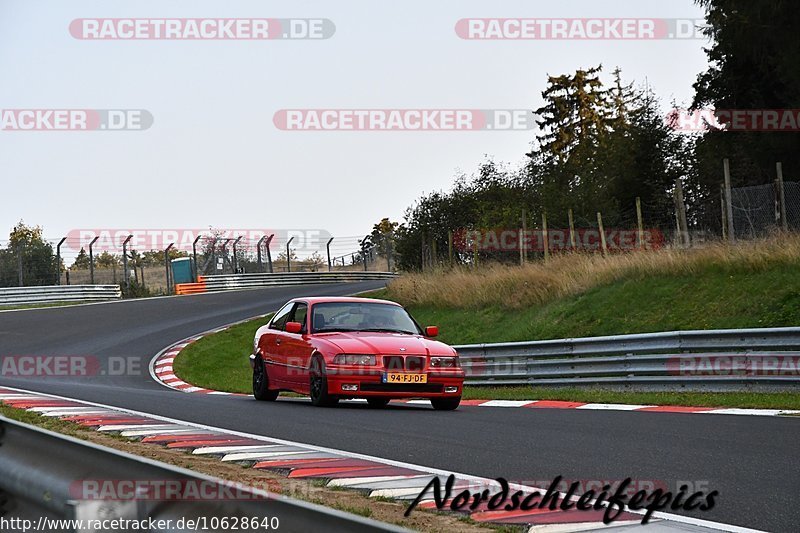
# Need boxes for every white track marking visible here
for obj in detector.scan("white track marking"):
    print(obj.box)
[576,403,657,411]
[0,386,766,533]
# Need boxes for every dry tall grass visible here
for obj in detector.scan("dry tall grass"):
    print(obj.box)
[388,235,800,309]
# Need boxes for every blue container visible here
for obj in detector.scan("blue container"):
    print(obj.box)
[171,257,194,284]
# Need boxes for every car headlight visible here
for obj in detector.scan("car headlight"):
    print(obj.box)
[333,354,376,365]
[430,356,459,368]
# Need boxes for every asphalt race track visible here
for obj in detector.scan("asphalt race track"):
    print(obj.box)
[0,283,798,532]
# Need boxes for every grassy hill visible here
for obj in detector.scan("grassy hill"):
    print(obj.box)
[384,236,800,344]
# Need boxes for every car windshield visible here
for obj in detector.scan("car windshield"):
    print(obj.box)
[311,302,421,335]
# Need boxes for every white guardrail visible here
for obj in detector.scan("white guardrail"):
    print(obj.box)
[176,272,398,294]
[0,285,122,306]
[454,327,800,391]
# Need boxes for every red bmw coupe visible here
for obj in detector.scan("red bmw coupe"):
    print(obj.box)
[249,296,465,410]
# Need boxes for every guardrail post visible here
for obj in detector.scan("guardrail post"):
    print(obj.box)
[122,235,132,293]
[326,237,334,272]
[164,243,174,294]
[285,236,295,272]
[88,236,99,284]
[192,235,203,282]
[265,234,274,273]
[232,236,243,273]
[55,237,66,285]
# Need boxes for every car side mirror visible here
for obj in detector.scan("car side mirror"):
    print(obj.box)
[285,322,303,334]
[425,326,439,337]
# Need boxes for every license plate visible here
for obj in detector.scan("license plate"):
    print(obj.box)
[383,373,428,384]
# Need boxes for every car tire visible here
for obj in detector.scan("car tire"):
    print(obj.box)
[309,356,339,407]
[366,397,391,409]
[252,356,279,401]
[430,396,461,411]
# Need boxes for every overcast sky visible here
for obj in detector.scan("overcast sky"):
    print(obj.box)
[0,0,708,249]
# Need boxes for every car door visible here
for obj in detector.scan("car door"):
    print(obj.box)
[281,302,312,385]
[260,302,295,385]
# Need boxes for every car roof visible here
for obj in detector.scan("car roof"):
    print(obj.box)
[292,296,401,307]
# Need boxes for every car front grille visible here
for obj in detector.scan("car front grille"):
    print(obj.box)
[382,355,426,371]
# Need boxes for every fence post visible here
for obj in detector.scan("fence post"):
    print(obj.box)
[568,208,576,250]
[447,231,453,266]
[88,236,99,285]
[635,197,645,250]
[192,235,202,281]
[675,178,689,247]
[723,158,735,243]
[777,162,788,232]
[385,234,393,272]
[597,212,608,256]
[164,243,174,294]
[16,245,23,287]
[265,234,274,273]
[542,212,550,262]
[361,235,371,272]
[720,185,728,241]
[256,236,266,273]
[285,236,294,272]
[55,237,66,285]
[519,209,526,265]
[122,235,133,292]
[232,236,242,273]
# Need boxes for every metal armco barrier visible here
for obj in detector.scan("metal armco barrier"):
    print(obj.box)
[0,285,121,305]
[455,327,800,391]
[0,416,406,533]
[175,272,397,295]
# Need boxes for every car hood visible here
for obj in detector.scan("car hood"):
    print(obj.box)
[313,331,455,356]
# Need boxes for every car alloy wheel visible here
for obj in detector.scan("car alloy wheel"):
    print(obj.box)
[309,356,338,407]
[252,357,279,401]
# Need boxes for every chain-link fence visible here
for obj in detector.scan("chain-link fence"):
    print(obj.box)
[0,231,392,296]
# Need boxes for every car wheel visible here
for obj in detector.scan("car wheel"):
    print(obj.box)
[252,356,279,401]
[430,396,461,411]
[309,356,339,407]
[367,397,391,409]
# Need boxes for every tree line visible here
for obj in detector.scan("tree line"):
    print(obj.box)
[384,0,800,270]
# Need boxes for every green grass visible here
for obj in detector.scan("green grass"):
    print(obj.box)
[374,266,800,344]
[171,312,800,409]
[172,316,272,393]
[173,265,800,409]
[462,387,800,410]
